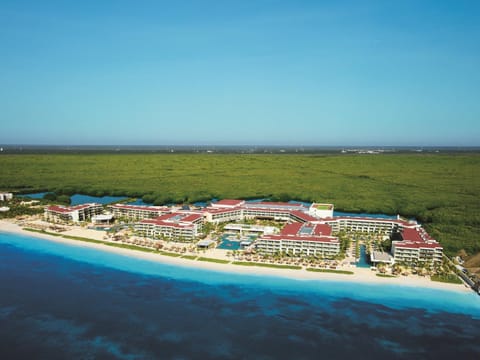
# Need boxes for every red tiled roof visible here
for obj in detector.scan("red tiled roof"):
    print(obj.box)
[203,207,242,214]
[139,219,195,229]
[401,227,435,243]
[244,202,305,208]
[320,216,414,228]
[394,241,442,249]
[180,213,203,222]
[154,212,202,224]
[261,234,339,243]
[281,223,303,236]
[46,203,100,213]
[213,199,245,206]
[289,210,318,222]
[313,224,332,236]
[243,208,291,213]
[280,222,333,237]
[401,228,424,242]
[110,204,169,212]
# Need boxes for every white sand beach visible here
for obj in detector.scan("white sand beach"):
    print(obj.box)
[0,219,472,293]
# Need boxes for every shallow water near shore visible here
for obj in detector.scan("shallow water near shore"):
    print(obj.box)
[1,232,479,359]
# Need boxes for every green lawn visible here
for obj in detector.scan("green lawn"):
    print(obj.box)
[197,257,230,264]
[232,261,302,270]
[376,273,397,278]
[312,204,332,210]
[2,153,478,256]
[306,268,354,275]
[431,274,463,284]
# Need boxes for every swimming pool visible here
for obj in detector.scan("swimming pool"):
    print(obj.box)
[217,238,242,250]
[216,234,256,250]
[357,245,371,268]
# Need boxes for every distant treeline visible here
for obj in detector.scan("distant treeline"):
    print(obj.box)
[1,153,479,256]
[1,145,479,155]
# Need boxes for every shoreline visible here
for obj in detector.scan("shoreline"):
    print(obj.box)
[0,219,472,294]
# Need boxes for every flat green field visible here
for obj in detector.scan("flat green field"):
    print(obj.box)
[0,153,479,255]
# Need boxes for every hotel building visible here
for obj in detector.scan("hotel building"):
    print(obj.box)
[202,207,243,223]
[319,216,403,235]
[317,216,443,263]
[109,204,170,220]
[241,202,309,221]
[135,212,203,240]
[392,227,443,264]
[44,203,103,223]
[200,200,316,224]
[256,222,340,257]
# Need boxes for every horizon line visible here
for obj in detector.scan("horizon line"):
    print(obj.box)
[1,144,479,148]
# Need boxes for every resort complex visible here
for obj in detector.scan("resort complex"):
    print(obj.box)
[41,199,444,266]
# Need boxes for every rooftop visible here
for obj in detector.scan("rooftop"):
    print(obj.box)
[289,210,318,222]
[311,203,333,210]
[46,203,101,213]
[212,199,245,207]
[243,202,307,210]
[110,204,169,212]
[281,222,333,237]
[261,234,339,244]
[393,240,442,249]
[155,212,203,224]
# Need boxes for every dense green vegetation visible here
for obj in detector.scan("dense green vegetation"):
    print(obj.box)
[306,268,354,275]
[1,153,479,256]
[0,195,49,219]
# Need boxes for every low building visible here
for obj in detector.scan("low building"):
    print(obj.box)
[370,251,394,266]
[197,239,215,249]
[309,203,334,218]
[0,192,13,202]
[91,214,114,225]
[44,203,103,223]
[135,212,204,240]
[109,204,170,220]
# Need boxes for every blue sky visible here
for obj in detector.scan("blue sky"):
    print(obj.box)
[1,0,479,146]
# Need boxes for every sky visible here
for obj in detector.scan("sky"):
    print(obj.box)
[0,0,479,146]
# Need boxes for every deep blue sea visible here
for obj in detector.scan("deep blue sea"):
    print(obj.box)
[1,232,479,359]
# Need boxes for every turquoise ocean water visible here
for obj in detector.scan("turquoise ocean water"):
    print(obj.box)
[1,231,479,359]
